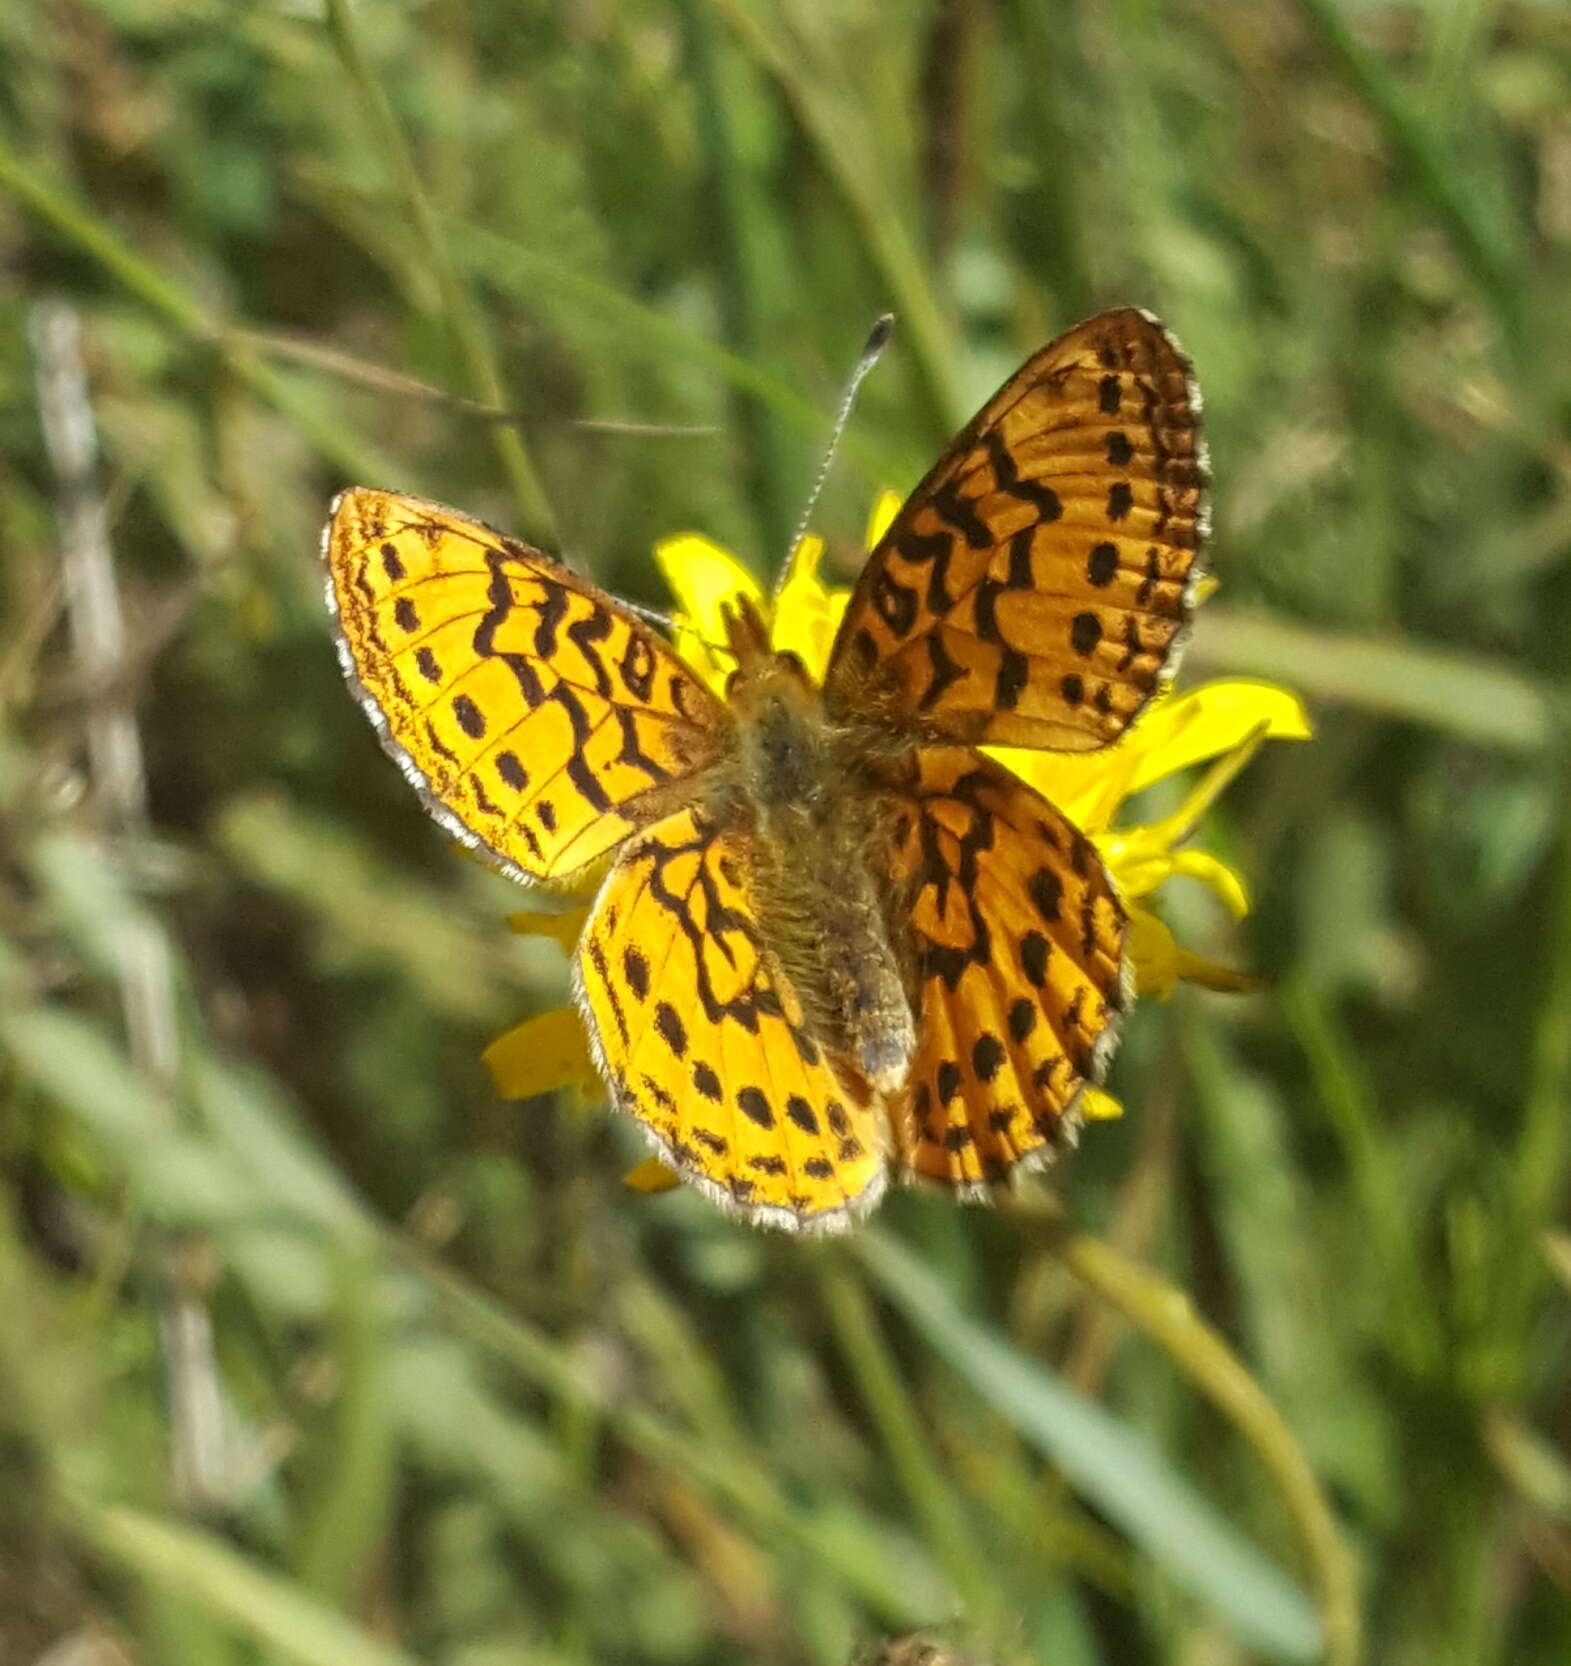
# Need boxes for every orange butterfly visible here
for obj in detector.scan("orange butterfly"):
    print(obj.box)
[324,309,1206,1231]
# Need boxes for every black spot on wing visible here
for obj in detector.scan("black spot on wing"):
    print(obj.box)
[1029,868,1063,921]
[655,1001,687,1057]
[1021,931,1049,986]
[622,946,650,1002]
[972,1033,1006,1083]
[453,694,486,738]
[1071,613,1103,657]
[693,1061,723,1100]
[738,1087,774,1129]
[786,1096,819,1135]
[995,649,1029,711]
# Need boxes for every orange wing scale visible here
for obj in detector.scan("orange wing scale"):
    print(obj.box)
[326,488,722,884]
[826,308,1206,752]
[575,808,887,1227]
[886,752,1130,1192]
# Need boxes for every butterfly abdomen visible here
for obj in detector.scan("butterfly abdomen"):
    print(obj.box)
[748,822,916,1097]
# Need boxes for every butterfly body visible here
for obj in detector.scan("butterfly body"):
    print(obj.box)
[698,593,918,1099]
[324,308,1206,1231]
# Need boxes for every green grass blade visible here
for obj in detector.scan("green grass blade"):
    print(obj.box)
[453,221,905,484]
[1293,0,1523,355]
[1190,607,1554,753]
[79,1502,431,1666]
[708,0,964,434]
[322,0,558,539]
[856,1228,1324,1662]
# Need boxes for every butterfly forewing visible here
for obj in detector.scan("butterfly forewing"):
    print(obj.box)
[825,308,1206,751]
[326,488,724,883]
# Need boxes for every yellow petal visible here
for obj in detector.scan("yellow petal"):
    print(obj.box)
[1125,904,1259,999]
[623,1157,682,1194]
[1114,679,1311,800]
[1126,907,1184,999]
[776,532,824,599]
[865,488,903,548]
[989,745,1119,832]
[994,679,1310,834]
[1163,849,1251,918]
[1094,831,1158,892]
[1173,951,1265,994]
[1080,1086,1124,1121]
[505,905,591,951]
[772,533,849,681]
[654,533,761,687]
[1133,725,1270,856]
[1099,834,1251,919]
[483,1008,598,1099]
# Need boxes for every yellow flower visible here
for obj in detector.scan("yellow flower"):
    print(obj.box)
[484,501,1310,1155]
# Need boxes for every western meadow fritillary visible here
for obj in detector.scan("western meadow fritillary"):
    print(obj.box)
[324,309,1207,1231]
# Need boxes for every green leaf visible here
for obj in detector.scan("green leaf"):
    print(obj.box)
[80,1502,432,1666]
[856,1230,1323,1663]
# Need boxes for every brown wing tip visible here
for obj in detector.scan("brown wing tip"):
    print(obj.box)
[329,483,379,512]
[1080,305,1212,620]
[322,484,392,555]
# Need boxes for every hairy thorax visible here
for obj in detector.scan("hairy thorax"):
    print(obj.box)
[699,611,917,1097]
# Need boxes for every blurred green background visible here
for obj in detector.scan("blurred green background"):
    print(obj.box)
[3,2,1570,1663]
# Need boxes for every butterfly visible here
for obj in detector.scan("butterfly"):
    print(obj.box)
[323,308,1206,1231]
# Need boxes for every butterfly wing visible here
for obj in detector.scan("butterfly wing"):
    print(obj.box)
[326,487,724,883]
[825,308,1206,752]
[575,807,888,1230]
[886,750,1129,1191]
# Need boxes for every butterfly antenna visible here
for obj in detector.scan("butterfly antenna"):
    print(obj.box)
[775,312,895,598]
[620,598,683,634]
[620,597,734,663]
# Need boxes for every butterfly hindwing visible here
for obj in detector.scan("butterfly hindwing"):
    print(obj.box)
[886,750,1130,1190]
[825,308,1206,753]
[575,807,888,1230]
[326,487,724,883]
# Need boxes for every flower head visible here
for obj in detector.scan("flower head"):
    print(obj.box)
[485,503,1310,1154]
